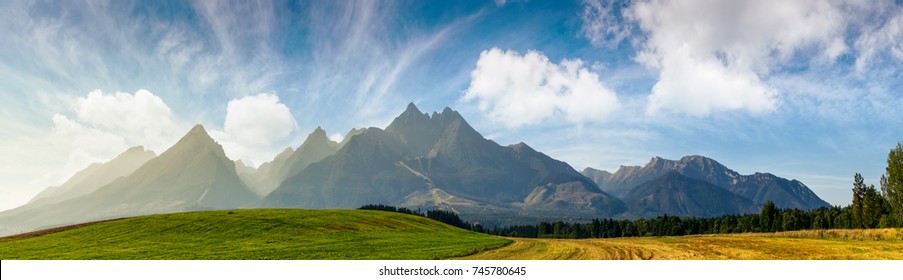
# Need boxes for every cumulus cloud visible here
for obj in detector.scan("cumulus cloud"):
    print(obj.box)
[74,90,179,149]
[646,46,779,116]
[463,48,620,128]
[210,93,297,167]
[223,93,295,146]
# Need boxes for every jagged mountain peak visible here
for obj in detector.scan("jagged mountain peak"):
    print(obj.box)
[509,142,535,153]
[175,124,218,148]
[301,127,335,148]
[405,102,421,113]
[116,145,156,160]
[645,156,669,168]
[188,124,207,136]
[160,124,234,170]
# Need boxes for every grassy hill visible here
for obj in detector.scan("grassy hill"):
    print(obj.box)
[459,228,903,260]
[0,209,510,260]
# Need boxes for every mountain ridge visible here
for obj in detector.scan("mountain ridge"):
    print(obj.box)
[582,155,830,210]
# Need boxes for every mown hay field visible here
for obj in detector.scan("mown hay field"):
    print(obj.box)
[459,228,903,260]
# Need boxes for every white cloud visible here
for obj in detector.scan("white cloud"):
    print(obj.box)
[223,93,295,146]
[211,93,297,167]
[584,0,853,116]
[463,48,620,128]
[74,90,179,150]
[646,46,778,116]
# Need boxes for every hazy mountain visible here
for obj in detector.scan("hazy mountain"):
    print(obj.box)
[262,103,624,222]
[338,127,366,148]
[581,167,612,191]
[27,146,156,207]
[0,125,258,236]
[235,147,295,195]
[236,127,340,196]
[622,171,759,218]
[276,127,339,183]
[586,155,829,210]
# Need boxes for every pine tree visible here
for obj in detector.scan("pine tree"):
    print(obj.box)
[760,200,777,232]
[852,173,866,228]
[881,142,903,226]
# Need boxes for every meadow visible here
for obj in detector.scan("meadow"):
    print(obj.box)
[0,209,510,259]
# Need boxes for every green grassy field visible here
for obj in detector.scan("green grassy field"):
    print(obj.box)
[0,209,510,260]
[459,228,903,260]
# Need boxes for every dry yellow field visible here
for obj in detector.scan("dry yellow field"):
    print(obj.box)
[459,228,903,260]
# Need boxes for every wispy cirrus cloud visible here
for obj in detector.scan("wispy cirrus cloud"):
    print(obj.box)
[298,1,481,128]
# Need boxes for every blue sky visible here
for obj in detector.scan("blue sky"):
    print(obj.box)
[1,0,901,210]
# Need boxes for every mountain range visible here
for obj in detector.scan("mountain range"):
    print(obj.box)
[0,103,830,236]
[581,155,829,211]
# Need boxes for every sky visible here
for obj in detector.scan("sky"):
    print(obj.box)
[1,0,901,211]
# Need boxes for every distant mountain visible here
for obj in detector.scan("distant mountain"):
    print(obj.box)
[338,127,366,148]
[584,155,829,210]
[277,127,339,184]
[27,146,156,208]
[236,127,340,196]
[262,103,624,223]
[581,167,612,192]
[235,147,293,195]
[0,125,259,236]
[622,171,759,218]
